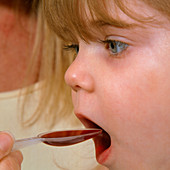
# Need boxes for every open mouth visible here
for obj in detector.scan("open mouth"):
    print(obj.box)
[76,114,111,163]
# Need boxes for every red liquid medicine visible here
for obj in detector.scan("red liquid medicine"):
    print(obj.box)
[39,129,102,147]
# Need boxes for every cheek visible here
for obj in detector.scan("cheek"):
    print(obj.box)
[97,71,170,166]
[98,55,170,147]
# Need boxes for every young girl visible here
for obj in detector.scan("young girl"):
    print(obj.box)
[42,0,170,169]
[1,0,170,169]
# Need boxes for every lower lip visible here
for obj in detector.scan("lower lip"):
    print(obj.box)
[97,147,111,165]
[94,139,112,164]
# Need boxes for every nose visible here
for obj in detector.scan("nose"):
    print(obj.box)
[64,54,94,92]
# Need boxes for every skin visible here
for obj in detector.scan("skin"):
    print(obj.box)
[0,132,23,170]
[0,1,38,92]
[64,1,170,169]
[0,1,36,169]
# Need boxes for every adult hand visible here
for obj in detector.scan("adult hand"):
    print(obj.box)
[0,132,23,170]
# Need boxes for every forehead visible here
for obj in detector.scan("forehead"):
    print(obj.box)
[84,0,163,28]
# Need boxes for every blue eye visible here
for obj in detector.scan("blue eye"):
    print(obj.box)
[64,44,79,54]
[74,45,79,54]
[102,40,128,55]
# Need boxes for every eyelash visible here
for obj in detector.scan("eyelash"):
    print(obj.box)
[63,40,128,57]
[63,44,79,54]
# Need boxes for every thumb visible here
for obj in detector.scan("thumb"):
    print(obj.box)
[0,132,14,160]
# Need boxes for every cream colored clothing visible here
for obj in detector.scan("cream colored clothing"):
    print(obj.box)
[0,86,98,170]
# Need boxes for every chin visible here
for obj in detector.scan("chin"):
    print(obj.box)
[76,113,113,166]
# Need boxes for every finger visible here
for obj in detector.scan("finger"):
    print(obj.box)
[0,132,14,160]
[0,150,23,170]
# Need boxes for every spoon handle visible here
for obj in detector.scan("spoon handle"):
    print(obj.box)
[12,137,43,151]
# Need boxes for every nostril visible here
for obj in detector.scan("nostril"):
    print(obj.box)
[71,85,81,92]
[75,85,81,90]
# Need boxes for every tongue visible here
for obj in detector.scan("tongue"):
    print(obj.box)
[94,130,111,157]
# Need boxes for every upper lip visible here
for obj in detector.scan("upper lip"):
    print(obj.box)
[76,113,101,129]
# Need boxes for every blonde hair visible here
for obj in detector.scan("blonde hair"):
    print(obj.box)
[12,0,77,128]
[43,0,170,43]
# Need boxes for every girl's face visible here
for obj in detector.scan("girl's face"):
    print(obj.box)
[64,1,170,169]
